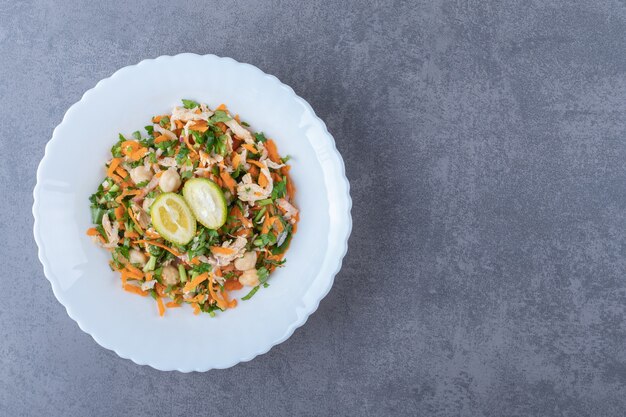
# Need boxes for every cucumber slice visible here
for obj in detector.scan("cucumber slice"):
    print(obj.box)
[182,178,227,229]
[150,193,196,245]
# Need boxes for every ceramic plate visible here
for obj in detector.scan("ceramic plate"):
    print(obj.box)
[32,54,351,371]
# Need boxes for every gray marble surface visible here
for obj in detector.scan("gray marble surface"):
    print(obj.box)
[2,0,626,416]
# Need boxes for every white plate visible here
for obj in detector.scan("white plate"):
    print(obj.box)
[32,54,352,371]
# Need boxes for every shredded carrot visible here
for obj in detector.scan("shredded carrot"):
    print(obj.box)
[129,147,148,161]
[189,120,208,132]
[156,296,165,316]
[242,144,258,154]
[210,246,236,256]
[191,303,201,315]
[86,227,99,236]
[87,227,107,244]
[217,280,237,308]
[219,289,230,307]
[175,120,184,129]
[220,170,237,194]
[154,135,169,144]
[286,176,296,200]
[265,252,285,262]
[124,265,143,280]
[262,215,274,234]
[115,189,141,204]
[123,284,148,296]
[224,280,243,291]
[265,139,281,163]
[166,301,181,308]
[124,270,142,280]
[114,205,125,221]
[152,115,163,123]
[258,171,269,188]
[186,294,207,303]
[216,103,226,111]
[274,218,285,234]
[127,207,144,234]
[120,270,129,286]
[183,133,198,155]
[232,206,252,228]
[231,152,241,168]
[144,229,161,239]
[115,166,128,179]
[234,114,240,123]
[107,158,122,178]
[109,173,124,184]
[207,280,228,310]
[121,140,141,155]
[183,272,209,293]
[246,159,265,169]
[135,240,182,257]
[220,288,237,309]
[190,257,201,265]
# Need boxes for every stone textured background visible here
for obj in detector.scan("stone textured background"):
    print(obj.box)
[2,0,626,416]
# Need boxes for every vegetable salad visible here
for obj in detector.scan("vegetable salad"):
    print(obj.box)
[87,100,298,317]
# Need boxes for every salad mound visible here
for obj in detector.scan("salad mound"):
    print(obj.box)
[87,100,298,317]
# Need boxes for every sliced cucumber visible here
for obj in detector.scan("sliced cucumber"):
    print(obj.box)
[182,178,227,229]
[150,193,196,245]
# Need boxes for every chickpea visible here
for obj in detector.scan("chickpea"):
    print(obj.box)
[239,269,260,287]
[129,249,147,267]
[159,168,181,192]
[234,251,257,271]
[130,165,153,185]
[161,265,179,286]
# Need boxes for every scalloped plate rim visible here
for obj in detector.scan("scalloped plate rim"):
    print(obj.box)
[32,53,352,372]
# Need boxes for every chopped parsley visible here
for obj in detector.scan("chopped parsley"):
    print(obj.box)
[175,147,190,164]
[182,99,200,109]
[241,286,260,300]
[254,132,267,142]
[271,178,287,200]
[210,110,232,123]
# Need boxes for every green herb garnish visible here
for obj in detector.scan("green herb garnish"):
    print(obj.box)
[182,99,200,109]
[210,110,232,123]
